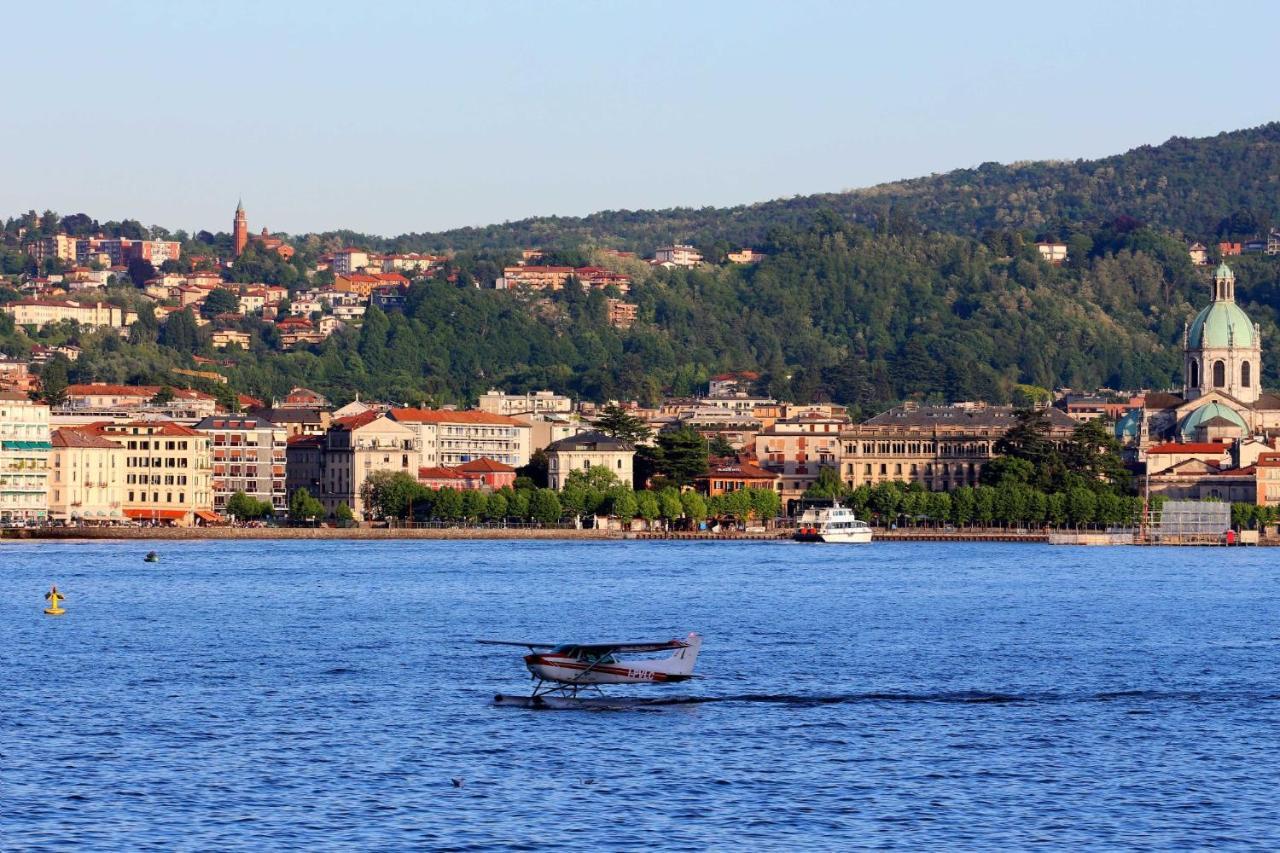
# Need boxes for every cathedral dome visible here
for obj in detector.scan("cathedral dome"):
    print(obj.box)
[1187,300,1254,349]
[1178,401,1247,439]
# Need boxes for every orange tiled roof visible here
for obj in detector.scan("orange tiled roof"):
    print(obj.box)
[1148,442,1229,454]
[418,466,468,480]
[331,411,381,430]
[50,428,122,449]
[455,457,516,473]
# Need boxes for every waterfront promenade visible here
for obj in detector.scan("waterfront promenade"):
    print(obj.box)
[2,525,1052,543]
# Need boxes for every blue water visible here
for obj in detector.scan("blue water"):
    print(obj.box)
[3,540,1280,849]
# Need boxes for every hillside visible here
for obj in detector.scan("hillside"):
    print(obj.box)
[366,122,1280,253]
[5,123,1280,411]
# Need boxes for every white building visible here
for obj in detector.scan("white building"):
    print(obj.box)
[654,244,703,267]
[0,392,51,523]
[49,427,126,524]
[389,408,531,467]
[331,248,371,275]
[477,389,573,418]
[4,299,136,330]
[545,431,635,490]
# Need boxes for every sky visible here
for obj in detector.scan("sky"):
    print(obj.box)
[6,0,1279,237]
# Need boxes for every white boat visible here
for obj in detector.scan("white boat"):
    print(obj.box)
[793,503,873,543]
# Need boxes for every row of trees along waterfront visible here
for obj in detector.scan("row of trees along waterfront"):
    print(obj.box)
[357,468,779,526]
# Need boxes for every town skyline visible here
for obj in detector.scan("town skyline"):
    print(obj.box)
[6,1,1280,235]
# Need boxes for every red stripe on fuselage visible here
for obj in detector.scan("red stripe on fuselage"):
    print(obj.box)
[525,655,676,681]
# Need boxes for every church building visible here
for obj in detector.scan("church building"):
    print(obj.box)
[232,200,295,260]
[1124,263,1280,502]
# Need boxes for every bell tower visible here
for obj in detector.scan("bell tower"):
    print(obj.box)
[233,199,248,257]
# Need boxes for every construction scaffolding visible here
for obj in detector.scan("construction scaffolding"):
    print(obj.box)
[1141,500,1231,545]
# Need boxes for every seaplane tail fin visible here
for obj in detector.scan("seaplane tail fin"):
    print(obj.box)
[665,632,702,676]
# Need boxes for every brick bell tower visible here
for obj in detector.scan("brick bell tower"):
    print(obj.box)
[233,198,248,257]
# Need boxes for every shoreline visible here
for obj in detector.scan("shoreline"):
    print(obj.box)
[1,526,1052,543]
[4,528,1268,545]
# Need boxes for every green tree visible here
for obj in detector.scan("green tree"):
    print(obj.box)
[225,491,261,520]
[529,488,562,524]
[39,356,69,406]
[202,287,240,318]
[486,492,509,521]
[435,487,464,520]
[636,490,660,525]
[508,489,531,520]
[803,467,846,500]
[926,491,952,525]
[950,486,976,525]
[360,470,422,519]
[868,481,903,521]
[334,502,355,524]
[657,487,684,522]
[517,449,549,488]
[151,385,175,405]
[611,489,638,523]
[1066,487,1098,526]
[681,490,708,523]
[461,489,488,522]
[159,308,200,352]
[289,488,324,522]
[707,433,736,457]
[590,402,651,444]
[748,487,781,521]
[653,427,709,486]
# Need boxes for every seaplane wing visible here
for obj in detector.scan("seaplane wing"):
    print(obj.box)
[475,640,559,649]
[475,638,691,654]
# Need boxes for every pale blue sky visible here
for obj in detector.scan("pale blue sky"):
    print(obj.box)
[6,1,1277,236]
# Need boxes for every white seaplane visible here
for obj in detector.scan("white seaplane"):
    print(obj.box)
[478,632,703,708]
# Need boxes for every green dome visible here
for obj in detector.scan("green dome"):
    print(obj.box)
[1216,261,1234,279]
[1115,409,1141,440]
[1179,401,1247,439]
[1188,301,1255,348]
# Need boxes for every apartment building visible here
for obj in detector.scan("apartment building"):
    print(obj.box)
[606,298,638,329]
[196,414,288,516]
[389,408,531,467]
[0,393,51,523]
[48,427,126,523]
[754,412,849,502]
[654,244,703,267]
[331,248,371,275]
[4,300,136,330]
[286,411,421,520]
[89,420,215,526]
[477,389,573,418]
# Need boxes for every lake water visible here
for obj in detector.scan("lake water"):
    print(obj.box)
[3,539,1279,849]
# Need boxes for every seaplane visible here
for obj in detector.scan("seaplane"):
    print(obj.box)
[477,632,702,708]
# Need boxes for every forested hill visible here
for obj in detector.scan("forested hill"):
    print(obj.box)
[373,122,1280,253]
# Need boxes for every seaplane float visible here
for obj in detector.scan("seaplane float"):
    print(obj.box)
[477,632,702,709]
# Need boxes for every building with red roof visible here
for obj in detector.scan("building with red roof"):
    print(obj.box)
[389,408,531,468]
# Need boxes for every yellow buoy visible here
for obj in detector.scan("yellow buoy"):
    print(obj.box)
[43,585,65,616]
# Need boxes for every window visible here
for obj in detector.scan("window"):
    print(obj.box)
[1214,360,1226,388]
[1189,360,1199,388]
[617,459,622,469]
[1243,361,1252,388]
